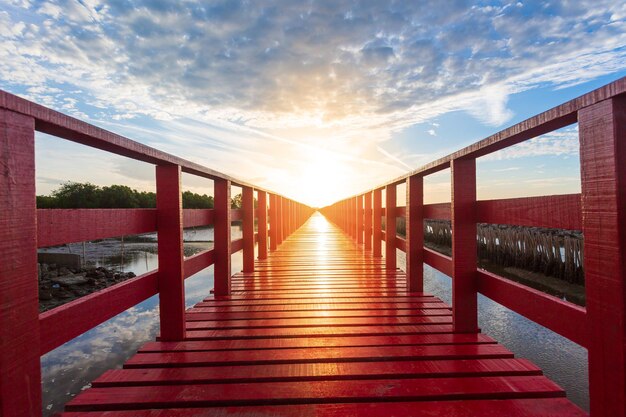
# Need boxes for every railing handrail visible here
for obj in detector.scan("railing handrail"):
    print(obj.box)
[0,89,287,198]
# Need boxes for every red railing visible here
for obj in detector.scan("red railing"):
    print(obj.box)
[321,77,626,417]
[0,91,313,416]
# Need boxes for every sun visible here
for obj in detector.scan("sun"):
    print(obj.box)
[290,148,351,208]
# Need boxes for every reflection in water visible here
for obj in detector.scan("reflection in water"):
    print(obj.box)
[395,251,589,412]
[41,225,243,416]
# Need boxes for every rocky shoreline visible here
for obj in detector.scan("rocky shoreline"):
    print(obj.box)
[39,263,136,312]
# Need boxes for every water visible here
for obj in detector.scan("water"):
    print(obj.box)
[395,249,589,411]
[40,225,243,416]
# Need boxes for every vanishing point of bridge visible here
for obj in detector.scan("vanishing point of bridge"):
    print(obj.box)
[1,79,626,416]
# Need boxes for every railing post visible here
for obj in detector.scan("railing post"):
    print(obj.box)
[277,196,284,245]
[385,184,397,270]
[258,191,268,259]
[242,186,254,272]
[451,158,478,333]
[156,164,186,341]
[0,109,41,416]
[373,189,382,257]
[214,178,231,296]
[580,96,626,417]
[406,175,424,292]
[282,197,289,240]
[356,195,364,244]
[269,194,278,251]
[364,192,372,251]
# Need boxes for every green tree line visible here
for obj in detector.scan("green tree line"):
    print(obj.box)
[37,181,244,209]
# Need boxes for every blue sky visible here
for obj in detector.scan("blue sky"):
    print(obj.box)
[1,0,625,206]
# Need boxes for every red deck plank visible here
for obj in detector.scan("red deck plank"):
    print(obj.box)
[61,398,587,416]
[185,308,452,321]
[139,333,496,352]
[65,376,565,411]
[124,344,514,368]
[95,358,541,387]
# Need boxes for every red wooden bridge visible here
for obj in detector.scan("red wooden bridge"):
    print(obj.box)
[1,78,625,416]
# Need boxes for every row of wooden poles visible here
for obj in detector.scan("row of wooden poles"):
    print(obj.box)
[157,172,313,342]
[421,219,584,284]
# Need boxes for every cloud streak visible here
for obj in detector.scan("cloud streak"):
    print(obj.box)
[1,1,624,204]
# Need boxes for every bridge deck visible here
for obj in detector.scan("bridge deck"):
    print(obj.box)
[61,213,586,416]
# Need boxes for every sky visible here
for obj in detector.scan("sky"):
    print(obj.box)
[1,0,625,207]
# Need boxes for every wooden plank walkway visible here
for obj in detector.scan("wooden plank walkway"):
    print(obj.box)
[61,213,587,416]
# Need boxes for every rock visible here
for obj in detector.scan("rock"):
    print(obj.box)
[127,272,136,278]
[58,266,71,276]
[51,273,89,286]
[38,263,42,281]
[41,263,49,273]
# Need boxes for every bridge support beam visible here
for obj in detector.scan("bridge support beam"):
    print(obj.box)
[373,189,382,257]
[385,184,396,270]
[451,158,478,333]
[0,109,41,416]
[580,96,626,417]
[242,186,255,272]
[258,191,268,259]
[406,174,424,293]
[156,164,185,341]
[214,178,231,296]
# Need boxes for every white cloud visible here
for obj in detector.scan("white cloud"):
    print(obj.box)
[1,1,623,204]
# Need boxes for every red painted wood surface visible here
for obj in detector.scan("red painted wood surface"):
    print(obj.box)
[276,196,284,245]
[183,249,214,278]
[373,190,382,257]
[242,187,254,272]
[63,214,584,416]
[477,194,582,229]
[451,158,478,333]
[282,198,289,240]
[364,192,372,250]
[406,174,423,292]
[230,208,243,221]
[156,164,186,341]
[385,184,396,270]
[183,208,214,228]
[214,179,231,296]
[580,96,626,416]
[257,191,268,259]
[230,238,244,254]
[38,208,157,247]
[423,202,451,220]
[477,270,587,347]
[60,399,586,417]
[269,194,278,251]
[0,109,41,416]
[356,195,364,244]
